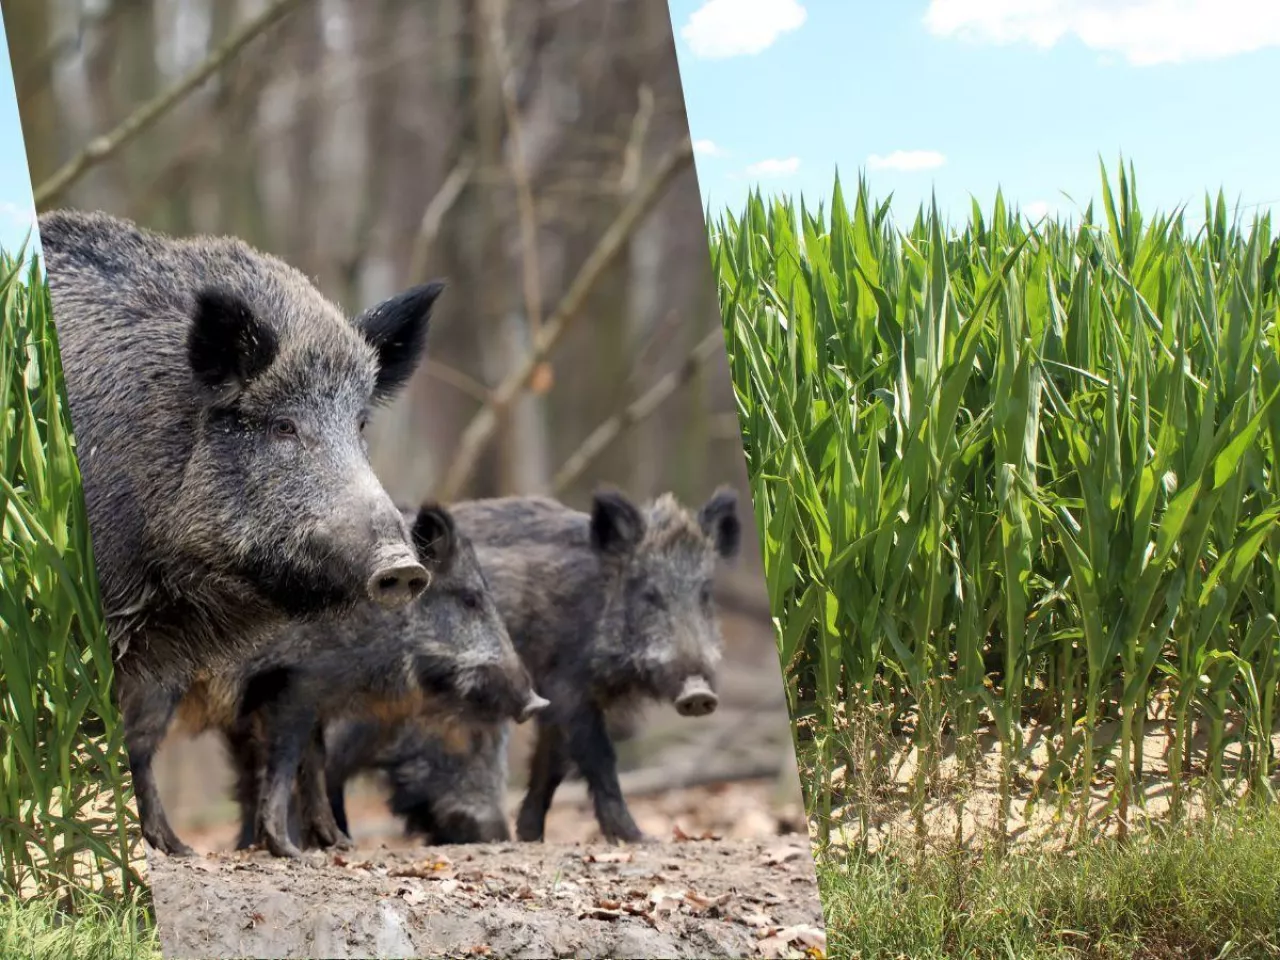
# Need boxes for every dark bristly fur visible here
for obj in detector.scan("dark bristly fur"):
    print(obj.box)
[170,505,543,858]
[38,210,440,855]
[324,487,741,846]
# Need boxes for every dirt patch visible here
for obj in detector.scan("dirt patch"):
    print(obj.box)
[146,779,824,959]
[149,836,824,959]
[822,712,1280,855]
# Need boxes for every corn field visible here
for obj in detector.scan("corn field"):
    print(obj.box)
[0,246,143,900]
[713,165,1280,847]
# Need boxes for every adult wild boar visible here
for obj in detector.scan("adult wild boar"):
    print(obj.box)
[38,210,439,854]
[324,487,741,846]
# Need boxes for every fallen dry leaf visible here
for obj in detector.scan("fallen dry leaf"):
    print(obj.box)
[583,851,634,864]
[391,858,456,881]
[579,906,624,921]
[672,823,722,842]
[397,885,428,906]
[647,885,685,916]
[756,923,828,959]
[760,847,806,867]
[683,889,732,913]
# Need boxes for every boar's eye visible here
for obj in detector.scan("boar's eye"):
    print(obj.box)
[457,589,481,610]
[699,582,713,606]
[642,585,665,609]
[268,416,299,441]
[358,413,370,433]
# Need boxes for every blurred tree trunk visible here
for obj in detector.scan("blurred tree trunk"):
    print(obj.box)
[283,2,322,278]
[211,0,267,246]
[114,0,163,219]
[4,0,59,184]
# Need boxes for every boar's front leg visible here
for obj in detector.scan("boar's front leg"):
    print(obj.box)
[254,702,318,859]
[298,727,350,850]
[119,678,195,857]
[563,703,648,844]
[515,723,569,842]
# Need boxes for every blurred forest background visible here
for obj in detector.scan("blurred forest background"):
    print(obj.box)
[2,0,805,847]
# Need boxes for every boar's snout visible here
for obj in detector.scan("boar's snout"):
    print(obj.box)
[674,675,718,717]
[367,556,430,608]
[518,691,550,724]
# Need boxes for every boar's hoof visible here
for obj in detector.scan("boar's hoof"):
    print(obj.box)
[155,840,197,858]
[366,561,430,608]
[518,692,550,723]
[265,832,305,859]
[674,677,719,718]
[144,828,196,858]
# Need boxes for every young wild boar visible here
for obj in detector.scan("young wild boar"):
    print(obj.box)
[323,487,741,846]
[38,210,439,855]
[324,716,512,844]
[189,504,548,858]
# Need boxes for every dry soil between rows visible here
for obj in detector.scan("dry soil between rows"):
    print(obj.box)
[149,834,825,959]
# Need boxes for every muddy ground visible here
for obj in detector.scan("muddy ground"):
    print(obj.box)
[147,782,826,959]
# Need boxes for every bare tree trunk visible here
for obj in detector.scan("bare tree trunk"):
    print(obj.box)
[4,0,60,184]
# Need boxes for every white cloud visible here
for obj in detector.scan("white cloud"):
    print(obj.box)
[694,139,725,157]
[866,150,947,172]
[0,201,38,240]
[745,157,801,178]
[681,0,807,60]
[1023,200,1054,220]
[923,0,1280,66]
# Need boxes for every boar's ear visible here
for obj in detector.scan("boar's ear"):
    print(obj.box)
[411,502,458,575]
[188,289,279,395]
[698,486,741,560]
[354,281,444,403]
[589,489,645,558]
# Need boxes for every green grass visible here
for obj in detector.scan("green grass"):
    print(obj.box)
[711,162,1280,846]
[0,891,160,960]
[821,805,1280,959]
[0,243,146,904]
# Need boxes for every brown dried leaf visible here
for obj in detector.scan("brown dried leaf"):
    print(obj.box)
[683,889,732,913]
[583,851,634,864]
[672,823,722,842]
[760,846,806,867]
[391,857,456,880]
[756,923,828,959]
[580,907,624,921]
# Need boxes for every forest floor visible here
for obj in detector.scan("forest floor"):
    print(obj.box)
[146,779,827,959]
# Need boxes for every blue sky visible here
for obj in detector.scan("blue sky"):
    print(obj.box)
[669,0,1280,227]
[0,11,39,257]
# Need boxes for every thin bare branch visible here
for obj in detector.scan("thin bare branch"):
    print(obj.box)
[423,360,491,405]
[407,155,475,284]
[619,85,654,193]
[549,326,725,495]
[34,0,310,208]
[432,137,695,502]
[481,0,543,336]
